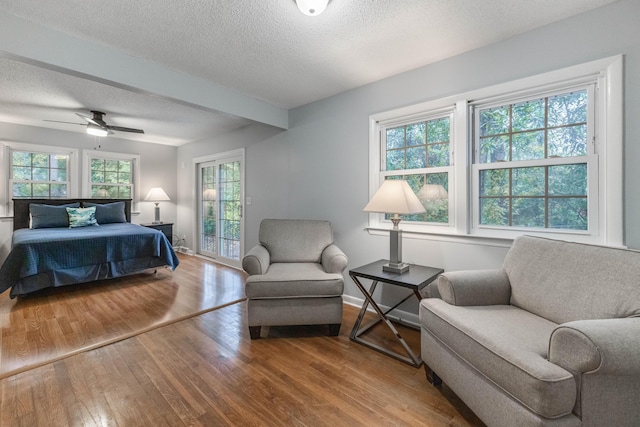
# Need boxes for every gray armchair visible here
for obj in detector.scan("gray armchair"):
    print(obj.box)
[242,219,348,339]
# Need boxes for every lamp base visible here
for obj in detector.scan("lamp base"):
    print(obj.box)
[383,262,410,274]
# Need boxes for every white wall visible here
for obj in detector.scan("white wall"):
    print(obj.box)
[0,122,178,261]
[175,0,640,316]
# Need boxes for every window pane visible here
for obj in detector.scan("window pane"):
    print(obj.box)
[119,172,131,184]
[480,107,509,136]
[428,118,450,143]
[33,183,50,197]
[480,198,509,226]
[406,147,426,169]
[12,152,31,166]
[512,167,545,196]
[549,198,587,230]
[480,135,509,163]
[548,125,587,157]
[13,183,31,198]
[105,160,119,171]
[549,164,587,196]
[428,143,450,167]
[512,99,545,131]
[32,167,49,181]
[50,184,67,198]
[424,173,449,223]
[386,127,405,149]
[32,153,49,167]
[13,166,31,180]
[406,122,425,146]
[512,198,545,228]
[119,186,131,198]
[119,160,131,174]
[386,149,405,171]
[548,90,587,127]
[52,169,67,181]
[480,169,509,196]
[104,171,118,183]
[512,131,544,161]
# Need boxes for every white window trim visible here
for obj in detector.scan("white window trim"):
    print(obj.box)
[368,55,623,247]
[1,141,79,217]
[82,150,141,213]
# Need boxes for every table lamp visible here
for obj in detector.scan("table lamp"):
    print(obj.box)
[145,187,170,224]
[364,180,426,274]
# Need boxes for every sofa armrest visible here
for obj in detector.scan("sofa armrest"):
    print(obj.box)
[549,318,640,375]
[437,269,511,306]
[321,244,348,274]
[242,244,270,275]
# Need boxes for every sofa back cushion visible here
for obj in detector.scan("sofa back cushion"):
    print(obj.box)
[503,236,640,324]
[259,219,333,263]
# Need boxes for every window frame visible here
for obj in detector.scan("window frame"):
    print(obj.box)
[368,55,623,246]
[82,150,141,212]
[1,141,79,217]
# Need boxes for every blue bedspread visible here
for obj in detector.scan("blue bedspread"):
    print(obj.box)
[0,223,179,298]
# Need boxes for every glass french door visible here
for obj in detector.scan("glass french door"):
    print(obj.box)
[197,154,243,268]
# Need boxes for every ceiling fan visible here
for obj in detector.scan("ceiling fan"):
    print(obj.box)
[45,110,145,136]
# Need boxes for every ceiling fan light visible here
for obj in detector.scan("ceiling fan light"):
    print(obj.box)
[86,124,108,137]
[296,0,329,16]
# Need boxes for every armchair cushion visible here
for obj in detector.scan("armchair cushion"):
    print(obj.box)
[245,263,344,299]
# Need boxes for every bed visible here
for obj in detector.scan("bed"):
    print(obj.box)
[0,198,179,298]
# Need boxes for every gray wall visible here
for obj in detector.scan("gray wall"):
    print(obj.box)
[176,0,639,314]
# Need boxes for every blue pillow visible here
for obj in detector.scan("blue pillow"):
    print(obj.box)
[66,206,98,228]
[30,203,80,229]
[84,201,127,224]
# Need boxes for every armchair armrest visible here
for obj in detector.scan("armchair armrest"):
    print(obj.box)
[549,318,640,375]
[437,269,511,306]
[242,244,270,275]
[321,244,348,274]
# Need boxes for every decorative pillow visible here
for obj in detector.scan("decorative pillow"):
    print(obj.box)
[30,203,80,229]
[83,201,127,224]
[66,206,98,228]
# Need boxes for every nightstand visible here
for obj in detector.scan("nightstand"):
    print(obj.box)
[141,222,173,245]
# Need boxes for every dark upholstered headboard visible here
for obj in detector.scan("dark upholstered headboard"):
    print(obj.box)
[12,199,132,231]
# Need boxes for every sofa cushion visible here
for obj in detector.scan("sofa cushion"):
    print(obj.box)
[420,298,576,419]
[259,219,333,263]
[503,236,640,324]
[245,263,344,299]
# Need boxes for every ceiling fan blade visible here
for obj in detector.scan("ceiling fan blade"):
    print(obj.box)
[76,112,105,128]
[44,120,85,125]
[106,125,145,134]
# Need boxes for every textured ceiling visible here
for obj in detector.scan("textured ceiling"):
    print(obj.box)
[0,0,619,145]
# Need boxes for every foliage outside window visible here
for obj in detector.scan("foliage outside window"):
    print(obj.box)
[89,158,133,199]
[381,114,453,225]
[10,150,70,199]
[218,161,242,259]
[201,165,217,253]
[476,89,591,231]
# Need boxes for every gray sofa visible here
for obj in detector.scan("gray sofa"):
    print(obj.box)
[420,235,640,427]
[242,219,348,339]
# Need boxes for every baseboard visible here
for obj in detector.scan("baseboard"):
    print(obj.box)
[342,294,420,328]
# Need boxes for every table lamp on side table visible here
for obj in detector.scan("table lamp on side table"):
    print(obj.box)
[364,180,426,274]
[145,187,170,224]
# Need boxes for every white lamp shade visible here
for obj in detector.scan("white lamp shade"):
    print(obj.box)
[144,187,170,202]
[296,0,329,16]
[364,180,426,215]
[417,184,448,201]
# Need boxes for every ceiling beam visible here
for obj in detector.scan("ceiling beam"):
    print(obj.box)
[0,11,288,130]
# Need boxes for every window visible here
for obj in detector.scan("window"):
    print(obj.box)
[368,56,623,246]
[380,113,453,225]
[473,87,595,232]
[83,151,140,210]
[1,142,78,216]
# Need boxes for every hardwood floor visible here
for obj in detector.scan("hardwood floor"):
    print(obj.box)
[0,254,246,379]
[0,255,485,427]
